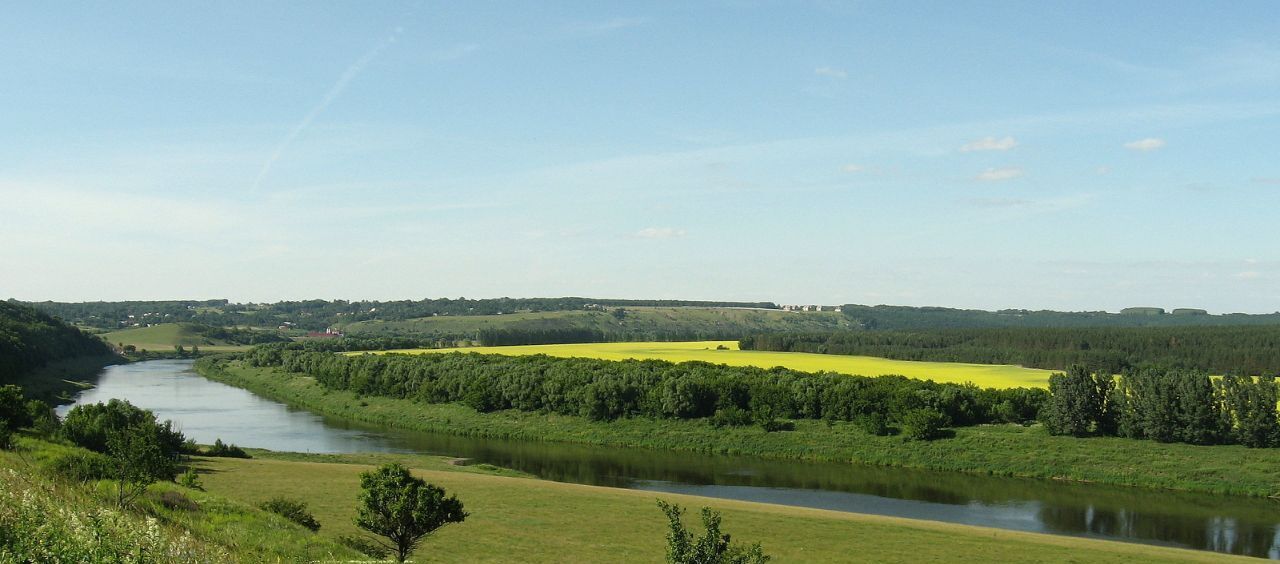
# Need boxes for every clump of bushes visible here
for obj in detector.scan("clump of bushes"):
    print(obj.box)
[43,451,114,483]
[900,408,950,441]
[178,468,204,490]
[205,438,250,458]
[259,497,320,531]
[157,490,200,511]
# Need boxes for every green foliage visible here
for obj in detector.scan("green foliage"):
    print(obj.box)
[0,426,11,451]
[657,499,769,564]
[205,438,250,458]
[43,450,114,483]
[0,385,31,431]
[259,497,320,531]
[179,468,204,490]
[0,301,113,381]
[246,347,1044,432]
[833,303,1280,331]
[900,408,949,441]
[61,398,186,457]
[1220,374,1280,447]
[1043,366,1108,437]
[158,490,200,511]
[107,422,179,508]
[356,463,467,562]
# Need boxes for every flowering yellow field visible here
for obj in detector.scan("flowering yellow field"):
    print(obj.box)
[374,341,1054,389]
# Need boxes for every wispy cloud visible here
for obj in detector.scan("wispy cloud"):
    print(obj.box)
[975,167,1024,181]
[634,227,686,239]
[251,27,403,192]
[839,164,865,173]
[814,66,848,79]
[565,17,650,35]
[1235,271,1261,280]
[1252,177,1280,185]
[1124,137,1166,151]
[959,136,1017,152]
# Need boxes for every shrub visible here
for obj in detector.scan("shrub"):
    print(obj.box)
[43,451,114,482]
[205,438,250,458]
[658,499,769,563]
[710,406,753,428]
[854,412,892,436]
[0,425,11,451]
[178,468,204,490]
[900,408,949,441]
[259,497,320,532]
[337,535,389,559]
[60,399,185,457]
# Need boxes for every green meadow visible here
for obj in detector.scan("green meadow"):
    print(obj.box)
[101,322,251,353]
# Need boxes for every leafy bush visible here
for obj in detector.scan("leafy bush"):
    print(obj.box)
[710,407,753,428]
[205,438,250,459]
[178,468,204,490]
[60,399,185,457]
[0,425,11,451]
[854,412,892,436]
[658,499,769,563]
[43,450,114,482]
[900,408,949,441]
[0,385,32,431]
[259,497,320,532]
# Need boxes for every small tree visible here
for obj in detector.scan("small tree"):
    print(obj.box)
[355,463,467,563]
[658,500,769,564]
[107,422,177,508]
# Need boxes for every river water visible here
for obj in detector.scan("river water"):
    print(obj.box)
[60,360,1280,559]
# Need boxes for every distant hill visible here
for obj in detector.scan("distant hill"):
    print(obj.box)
[101,322,287,353]
[838,304,1280,330]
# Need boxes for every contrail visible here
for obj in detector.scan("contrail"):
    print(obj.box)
[251,27,403,192]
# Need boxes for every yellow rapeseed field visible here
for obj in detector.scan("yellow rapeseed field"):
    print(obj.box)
[372,341,1054,388]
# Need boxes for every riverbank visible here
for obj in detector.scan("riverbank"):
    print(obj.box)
[198,359,1280,498]
[197,448,1250,563]
[3,354,122,404]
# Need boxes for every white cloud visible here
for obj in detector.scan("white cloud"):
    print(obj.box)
[1124,137,1166,151]
[959,136,1017,152]
[840,164,865,173]
[975,167,1024,181]
[814,66,848,79]
[634,227,686,239]
[1236,271,1261,280]
[1252,177,1280,185]
[1096,166,1112,175]
[566,17,650,35]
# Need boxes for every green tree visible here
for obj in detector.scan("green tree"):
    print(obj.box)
[106,422,177,508]
[657,500,769,564]
[1043,365,1105,436]
[355,463,467,563]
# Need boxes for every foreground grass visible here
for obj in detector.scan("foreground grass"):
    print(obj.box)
[369,340,1054,388]
[0,436,360,562]
[196,450,1250,563]
[203,361,1280,497]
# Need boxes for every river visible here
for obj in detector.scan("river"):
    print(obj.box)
[59,360,1280,559]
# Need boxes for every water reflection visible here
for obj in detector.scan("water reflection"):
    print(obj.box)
[62,360,1280,559]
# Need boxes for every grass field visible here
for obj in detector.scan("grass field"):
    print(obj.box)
[374,340,1055,388]
[200,360,1280,497]
[194,450,1249,563]
[343,306,855,338]
[101,322,251,353]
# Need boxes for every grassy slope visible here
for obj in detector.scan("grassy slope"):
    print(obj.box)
[0,436,361,562]
[202,361,1280,497]
[344,307,854,337]
[101,322,250,353]
[196,450,1250,563]
[374,341,1053,388]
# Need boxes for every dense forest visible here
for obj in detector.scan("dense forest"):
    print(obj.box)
[242,344,1047,435]
[0,301,113,380]
[20,298,779,331]
[1043,366,1280,448]
[837,304,1280,330]
[740,326,1280,374]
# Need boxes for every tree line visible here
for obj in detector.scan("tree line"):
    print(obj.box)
[243,345,1047,435]
[740,325,1280,374]
[1043,366,1280,447]
[836,304,1280,330]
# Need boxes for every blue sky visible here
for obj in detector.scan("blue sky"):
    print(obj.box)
[3,1,1279,312]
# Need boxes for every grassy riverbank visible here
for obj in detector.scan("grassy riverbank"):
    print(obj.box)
[1,354,121,404]
[199,360,1280,497]
[196,449,1249,563]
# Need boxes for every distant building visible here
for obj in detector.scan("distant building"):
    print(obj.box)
[306,328,344,338]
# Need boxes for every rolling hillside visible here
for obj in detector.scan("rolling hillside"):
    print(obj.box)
[101,323,252,352]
